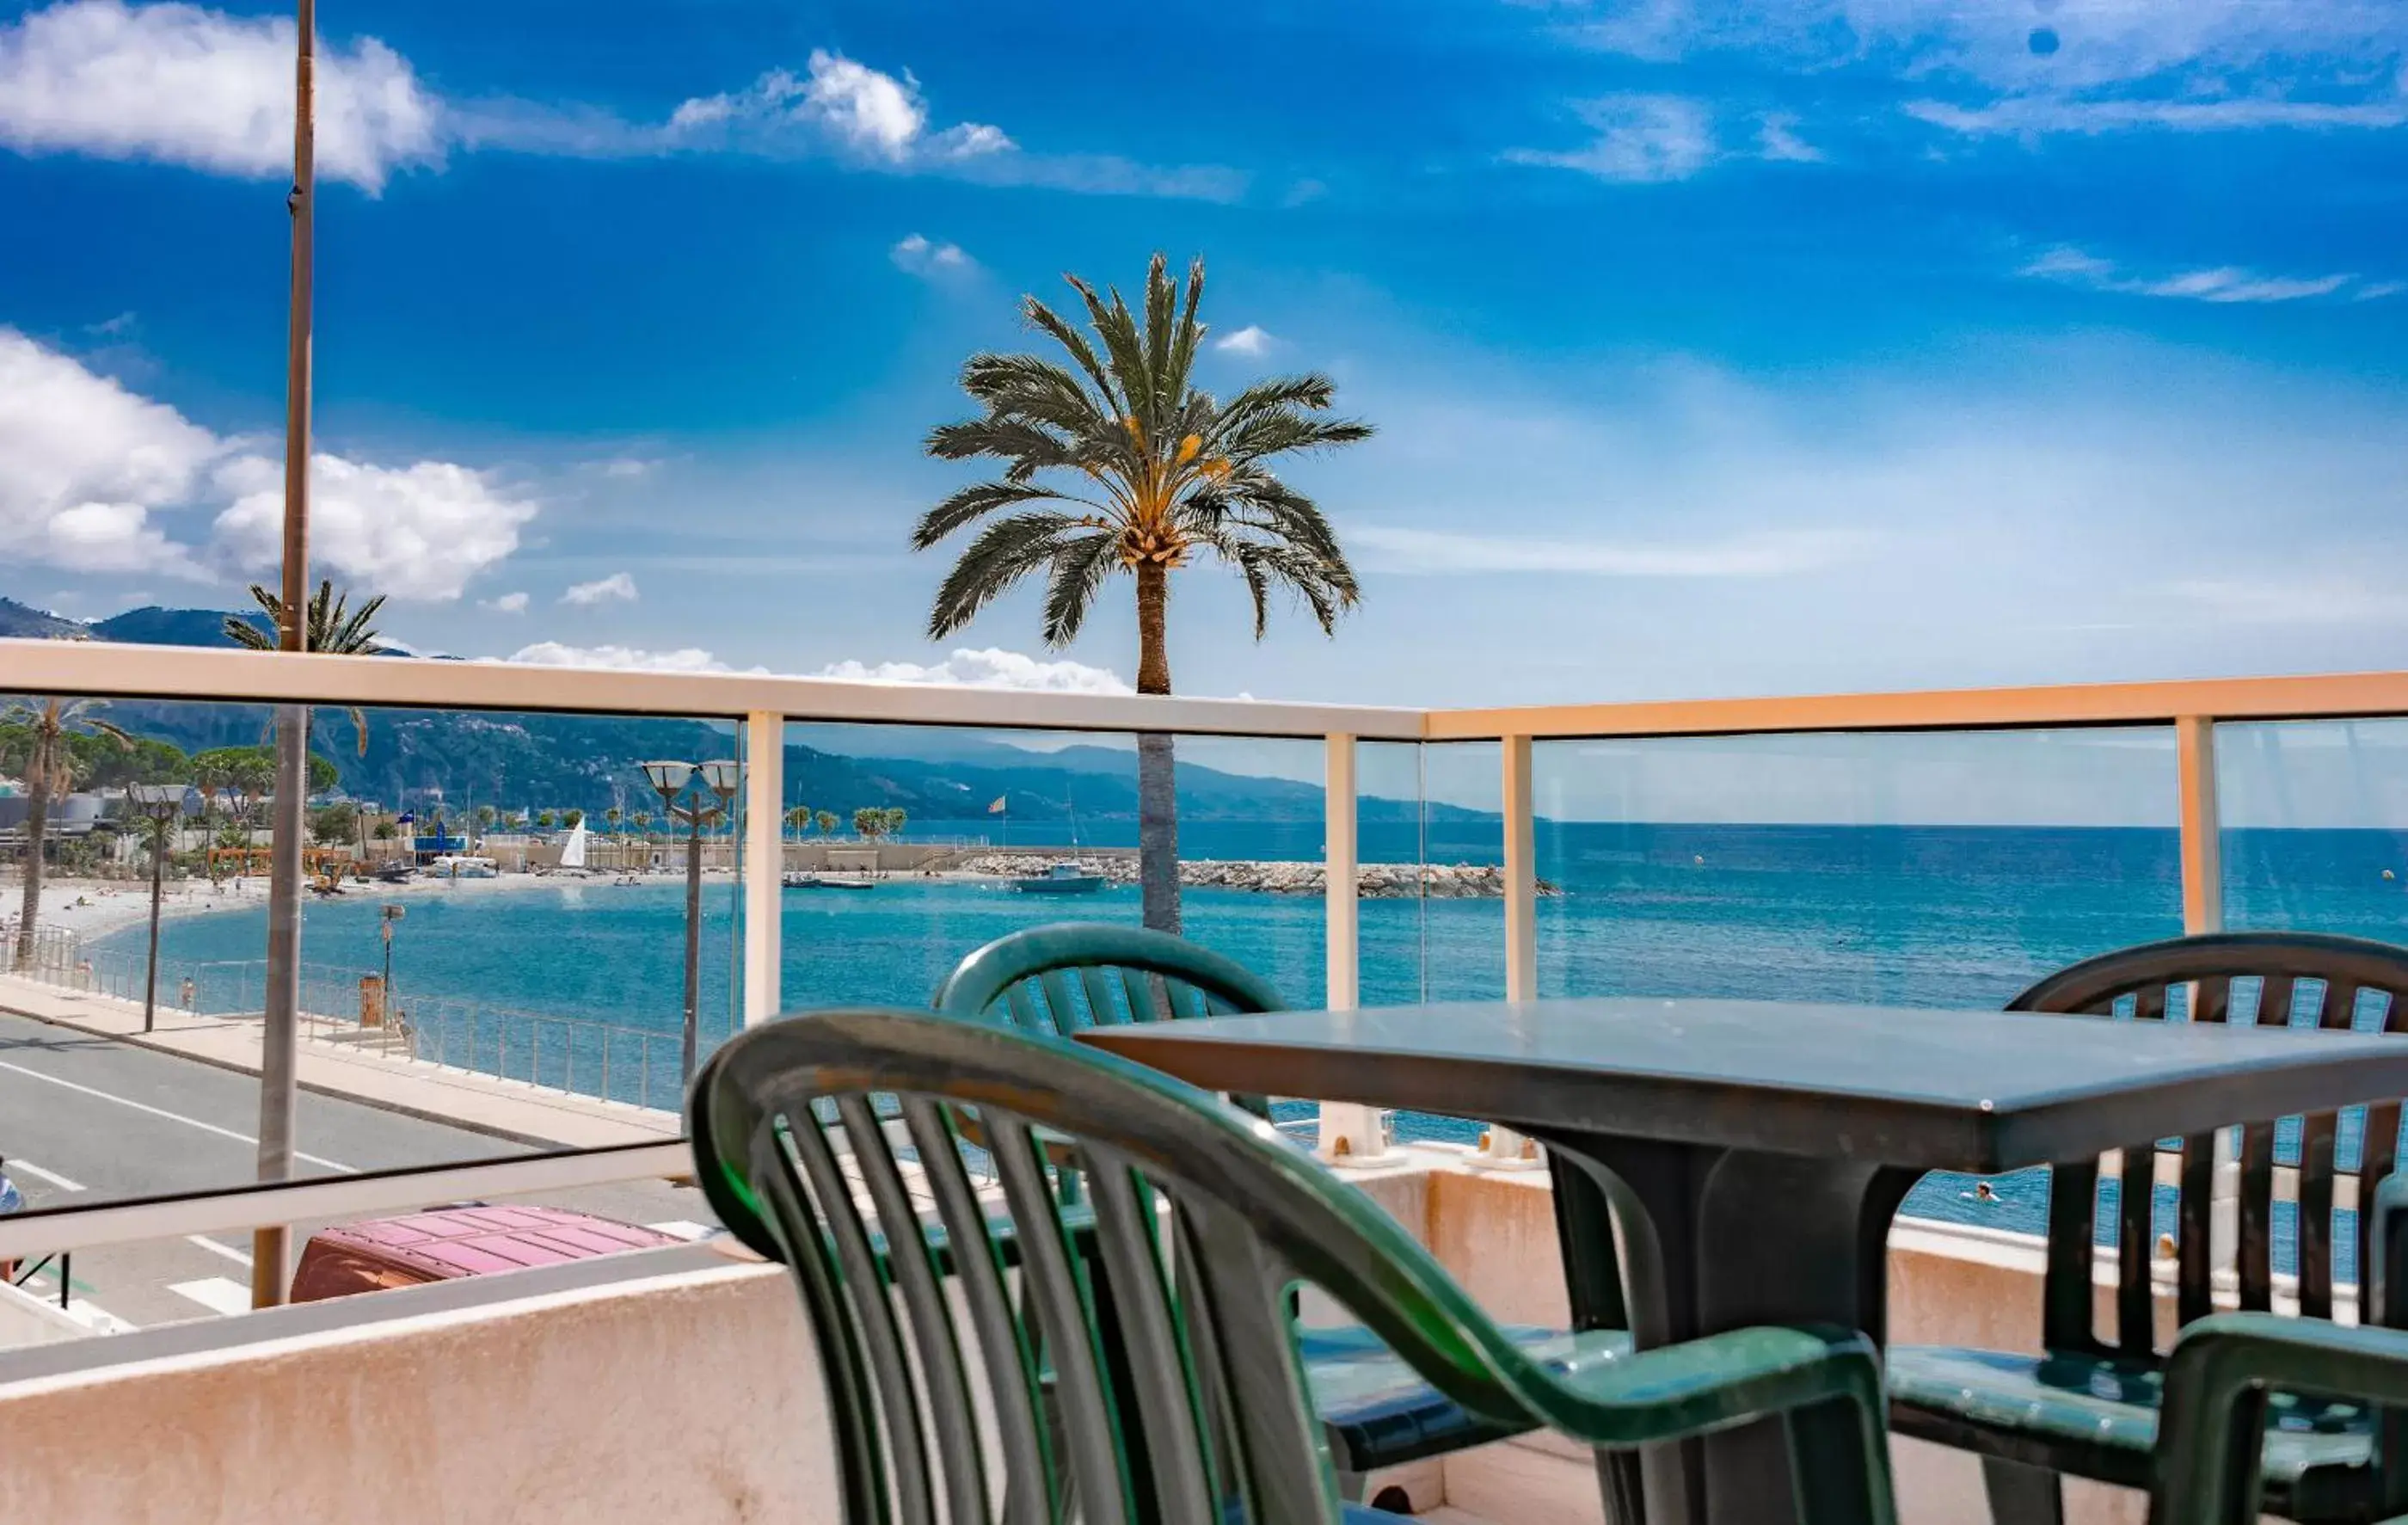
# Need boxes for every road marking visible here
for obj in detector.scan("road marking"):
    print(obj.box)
[9,1158,87,1192]
[169,1277,254,1317]
[647,1220,713,1240]
[0,1059,354,1173]
[186,1234,253,1267]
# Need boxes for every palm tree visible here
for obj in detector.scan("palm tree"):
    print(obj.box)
[852,807,884,843]
[914,253,1372,931]
[881,806,909,840]
[224,579,386,755]
[4,700,132,968]
[814,809,838,839]
[783,804,813,841]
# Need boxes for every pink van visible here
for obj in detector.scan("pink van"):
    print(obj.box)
[291,1203,685,1302]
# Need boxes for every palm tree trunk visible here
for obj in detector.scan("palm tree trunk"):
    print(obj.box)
[14,732,53,970]
[1133,563,1180,935]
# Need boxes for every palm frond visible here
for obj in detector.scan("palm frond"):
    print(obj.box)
[925,512,1089,639]
[1038,532,1122,647]
[912,481,1080,550]
[1021,297,1124,415]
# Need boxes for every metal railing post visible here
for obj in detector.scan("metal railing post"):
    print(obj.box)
[2177,714,2224,936]
[1475,734,1544,1171]
[743,710,784,1028]
[1318,734,1388,1164]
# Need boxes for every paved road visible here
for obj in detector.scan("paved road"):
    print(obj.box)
[0,1012,710,1330]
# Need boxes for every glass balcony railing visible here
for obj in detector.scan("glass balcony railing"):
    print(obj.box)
[7,639,2408,1341]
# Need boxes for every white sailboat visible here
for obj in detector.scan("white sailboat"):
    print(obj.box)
[559,820,590,870]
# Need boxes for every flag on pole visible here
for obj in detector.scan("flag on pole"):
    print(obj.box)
[987,796,1008,814]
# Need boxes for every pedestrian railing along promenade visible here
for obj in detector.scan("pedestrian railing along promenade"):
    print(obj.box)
[3,636,2407,1301]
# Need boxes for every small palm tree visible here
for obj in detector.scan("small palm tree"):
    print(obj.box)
[783,804,813,841]
[3,699,131,968]
[915,253,1371,931]
[814,809,838,838]
[224,580,386,755]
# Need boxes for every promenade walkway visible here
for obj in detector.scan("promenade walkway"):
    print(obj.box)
[0,973,676,1151]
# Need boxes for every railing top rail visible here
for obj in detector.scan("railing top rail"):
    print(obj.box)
[13,641,2408,746]
[0,639,1422,741]
[1426,670,2408,741]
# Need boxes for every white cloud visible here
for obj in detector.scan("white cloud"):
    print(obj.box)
[1350,524,1868,577]
[0,326,538,594]
[1214,324,1275,357]
[0,327,215,575]
[2356,281,2408,301]
[1563,2,2408,140]
[503,641,733,673]
[0,0,443,190]
[593,457,659,479]
[0,6,1235,202]
[890,232,973,279]
[815,647,1133,694]
[86,310,136,337]
[1907,95,2408,137]
[1508,95,1719,182]
[666,51,1010,165]
[1755,112,1822,162]
[482,591,530,614]
[2020,244,2368,304]
[561,571,638,606]
[210,454,538,600]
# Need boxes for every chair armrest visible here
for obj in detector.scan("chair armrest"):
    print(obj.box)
[2369,1171,2408,1330]
[2158,1312,2408,1524]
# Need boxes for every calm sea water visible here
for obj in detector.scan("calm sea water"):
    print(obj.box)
[99,821,2408,1273]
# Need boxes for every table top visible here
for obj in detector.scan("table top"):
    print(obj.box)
[1076,997,2408,1173]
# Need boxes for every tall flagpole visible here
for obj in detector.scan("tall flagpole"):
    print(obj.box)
[253,0,314,1308]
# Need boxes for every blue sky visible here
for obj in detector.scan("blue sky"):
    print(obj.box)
[2,0,2405,711]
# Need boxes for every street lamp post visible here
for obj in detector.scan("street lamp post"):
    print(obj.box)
[641,760,740,1085]
[380,902,405,1028]
[129,784,186,1036]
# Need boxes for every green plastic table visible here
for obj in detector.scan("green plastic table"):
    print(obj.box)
[1079,996,2408,1525]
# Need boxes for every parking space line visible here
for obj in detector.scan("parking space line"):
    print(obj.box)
[0,1059,355,1173]
[186,1234,254,1267]
[8,1158,87,1192]
[169,1277,254,1317]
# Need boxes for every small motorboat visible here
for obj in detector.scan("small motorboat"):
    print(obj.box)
[784,873,875,891]
[1013,863,1107,895]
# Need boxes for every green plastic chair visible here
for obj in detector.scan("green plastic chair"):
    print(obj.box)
[1887,932,2408,1523]
[2158,1314,2408,1524]
[934,923,1638,1497]
[690,1006,1900,1525]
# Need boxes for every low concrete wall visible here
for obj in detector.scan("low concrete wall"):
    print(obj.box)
[0,1158,2276,1525]
[0,1255,829,1525]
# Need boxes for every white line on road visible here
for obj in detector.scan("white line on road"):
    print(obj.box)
[169,1277,254,1317]
[9,1158,87,1191]
[0,1059,355,1173]
[647,1220,713,1240]
[186,1234,253,1267]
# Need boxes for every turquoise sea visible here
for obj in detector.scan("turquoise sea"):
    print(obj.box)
[95,821,2408,1273]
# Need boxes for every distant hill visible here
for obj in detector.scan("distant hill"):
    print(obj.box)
[90,606,271,647]
[4,600,1483,826]
[0,597,86,641]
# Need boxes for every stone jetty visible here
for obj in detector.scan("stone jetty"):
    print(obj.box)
[949,853,1556,898]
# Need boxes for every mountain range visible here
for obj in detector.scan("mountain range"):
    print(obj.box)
[0,599,1470,826]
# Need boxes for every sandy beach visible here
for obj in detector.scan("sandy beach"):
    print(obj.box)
[11,866,730,946]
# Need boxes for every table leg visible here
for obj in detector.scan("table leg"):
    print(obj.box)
[1539,1133,1916,1525]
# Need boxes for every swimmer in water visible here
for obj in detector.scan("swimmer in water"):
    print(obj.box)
[1971,1181,1999,1204]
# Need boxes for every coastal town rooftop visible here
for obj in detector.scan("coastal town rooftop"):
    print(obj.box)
[7,636,2408,1523]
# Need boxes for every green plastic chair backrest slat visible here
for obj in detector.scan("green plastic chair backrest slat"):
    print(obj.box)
[691,1008,1901,1525]
[2010,932,2408,1355]
[933,923,1288,1120]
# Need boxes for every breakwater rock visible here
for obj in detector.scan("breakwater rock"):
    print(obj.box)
[949,854,1557,898]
